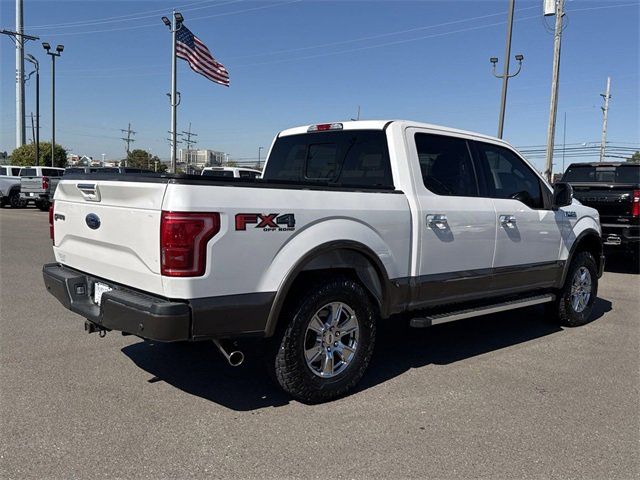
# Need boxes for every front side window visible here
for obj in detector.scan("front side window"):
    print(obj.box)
[414,133,478,196]
[475,142,543,209]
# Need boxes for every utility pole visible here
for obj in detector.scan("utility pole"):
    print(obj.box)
[30,112,35,143]
[544,0,565,182]
[120,122,136,166]
[16,0,25,148]
[182,122,198,171]
[599,77,611,163]
[1,23,39,149]
[490,0,524,139]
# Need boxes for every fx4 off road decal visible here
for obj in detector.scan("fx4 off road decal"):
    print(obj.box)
[235,213,296,232]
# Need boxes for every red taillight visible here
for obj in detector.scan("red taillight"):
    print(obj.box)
[632,189,640,218]
[49,201,55,244]
[160,211,220,277]
[42,176,49,190]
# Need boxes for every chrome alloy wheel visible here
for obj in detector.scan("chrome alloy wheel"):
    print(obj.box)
[570,266,592,313]
[304,302,359,378]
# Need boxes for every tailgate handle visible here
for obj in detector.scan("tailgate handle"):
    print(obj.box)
[77,183,101,202]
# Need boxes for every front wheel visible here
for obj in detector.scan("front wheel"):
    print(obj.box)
[270,276,378,403]
[547,251,598,327]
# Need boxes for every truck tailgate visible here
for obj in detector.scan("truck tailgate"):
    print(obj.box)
[53,179,168,295]
[572,183,637,223]
[21,176,44,194]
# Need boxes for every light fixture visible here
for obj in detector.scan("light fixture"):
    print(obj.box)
[175,12,184,23]
[161,16,170,26]
[515,54,524,61]
[490,57,498,64]
[56,44,64,53]
[42,42,50,51]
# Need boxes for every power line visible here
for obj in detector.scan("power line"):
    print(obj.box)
[33,0,302,37]
[25,0,228,30]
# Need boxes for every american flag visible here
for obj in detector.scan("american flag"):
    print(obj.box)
[176,25,229,87]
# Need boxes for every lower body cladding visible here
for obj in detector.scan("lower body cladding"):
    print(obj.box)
[42,263,275,342]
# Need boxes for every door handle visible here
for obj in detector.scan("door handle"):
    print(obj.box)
[500,215,517,229]
[427,214,448,230]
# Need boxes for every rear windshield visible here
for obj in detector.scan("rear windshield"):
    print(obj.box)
[20,168,36,176]
[263,130,394,188]
[563,165,640,183]
[203,170,234,177]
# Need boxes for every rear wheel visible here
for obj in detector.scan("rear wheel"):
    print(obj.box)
[9,190,26,209]
[36,200,50,211]
[547,251,598,327]
[270,276,377,403]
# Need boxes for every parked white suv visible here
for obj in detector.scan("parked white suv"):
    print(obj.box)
[44,120,603,402]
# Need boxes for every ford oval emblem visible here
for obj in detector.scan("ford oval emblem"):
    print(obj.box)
[85,213,101,230]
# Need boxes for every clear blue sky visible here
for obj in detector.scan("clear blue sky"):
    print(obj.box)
[1,0,638,172]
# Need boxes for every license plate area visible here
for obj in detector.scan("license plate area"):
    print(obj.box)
[93,282,113,306]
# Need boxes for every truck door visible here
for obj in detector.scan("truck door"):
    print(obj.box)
[405,128,497,308]
[472,141,564,293]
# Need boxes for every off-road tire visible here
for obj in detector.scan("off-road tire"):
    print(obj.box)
[9,190,26,209]
[547,251,598,327]
[270,276,378,403]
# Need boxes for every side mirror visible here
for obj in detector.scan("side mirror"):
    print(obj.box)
[552,182,573,209]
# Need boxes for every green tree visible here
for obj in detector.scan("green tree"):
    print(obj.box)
[627,151,640,164]
[10,142,67,168]
[126,149,161,170]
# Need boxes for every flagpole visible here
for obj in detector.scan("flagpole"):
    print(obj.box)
[170,10,178,173]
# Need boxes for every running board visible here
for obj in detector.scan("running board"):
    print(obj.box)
[409,294,555,328]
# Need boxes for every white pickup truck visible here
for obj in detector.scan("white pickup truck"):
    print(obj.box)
[43,120,604,403]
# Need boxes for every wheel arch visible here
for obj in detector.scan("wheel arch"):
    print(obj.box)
[559,229,603,287]
[263,241,395,337]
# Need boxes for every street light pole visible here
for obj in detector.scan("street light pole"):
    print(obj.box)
[25,54,39,166]
[489,0,524,139]
[43,42,63,167]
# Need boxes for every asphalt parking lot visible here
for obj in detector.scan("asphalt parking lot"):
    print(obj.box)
[1,207,638,479]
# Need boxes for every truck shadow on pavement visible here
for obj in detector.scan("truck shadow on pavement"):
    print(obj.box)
[121,298,612,411]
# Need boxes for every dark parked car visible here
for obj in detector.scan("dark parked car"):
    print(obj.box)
[562,162,640,262]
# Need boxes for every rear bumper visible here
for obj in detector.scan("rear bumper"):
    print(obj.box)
[43,263,274,341]
[20,191,48,201]
[601,223,640,251]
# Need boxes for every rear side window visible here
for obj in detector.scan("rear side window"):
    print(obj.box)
[11,167,21,176]
[0,167,6,175]
[43,168,61,176]
[20,168,36,176]
[263,130,394,188]
[414,133,478,196]
[475,142,543,209]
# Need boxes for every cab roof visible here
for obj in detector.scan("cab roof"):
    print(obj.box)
[278,120,510,146]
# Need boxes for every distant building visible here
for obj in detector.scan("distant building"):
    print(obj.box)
[179,149,226,169]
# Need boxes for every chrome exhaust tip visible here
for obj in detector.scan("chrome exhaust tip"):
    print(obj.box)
[212,339,244,367]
